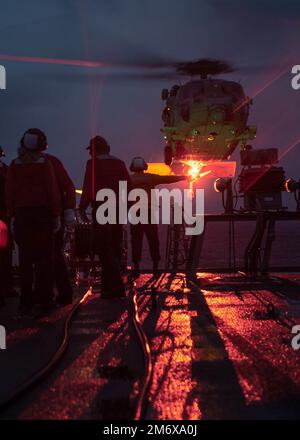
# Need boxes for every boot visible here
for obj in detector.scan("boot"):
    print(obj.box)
[131,262,140,279]
[152,261,161,277]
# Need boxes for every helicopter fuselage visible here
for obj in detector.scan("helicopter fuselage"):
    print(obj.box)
[161,78,256,164]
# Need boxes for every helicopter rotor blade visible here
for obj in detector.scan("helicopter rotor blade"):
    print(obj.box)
[0,52,180,70]
[30,70,181,83]
[176,58,236,76]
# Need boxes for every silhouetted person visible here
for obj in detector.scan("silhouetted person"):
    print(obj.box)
[79,136,131,299]
[6,130,61,316]
[129,157,187,277]
[27,128,76,305]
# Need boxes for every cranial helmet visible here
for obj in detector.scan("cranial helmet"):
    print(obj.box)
[21,128,48,151]
[130,156,148,172]
[86,136,110,155]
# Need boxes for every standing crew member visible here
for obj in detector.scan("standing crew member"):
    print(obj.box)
[79,136,131,299]
[23,128,76,305]
[6,130,61,315]
[129,157,187,277]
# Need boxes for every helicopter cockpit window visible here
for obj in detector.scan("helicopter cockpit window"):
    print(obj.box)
[170,85,180,97]
[177,81,204,103]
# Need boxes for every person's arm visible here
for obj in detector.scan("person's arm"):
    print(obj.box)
[151,174,187,186]
[131,173,187,187]
[120,161,132,191]
[44,160,62,217]
[51,157,76,210]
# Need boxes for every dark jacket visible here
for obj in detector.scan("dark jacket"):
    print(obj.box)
[6,156,61,217]
[45,153,76,210]
[80,154,131,210]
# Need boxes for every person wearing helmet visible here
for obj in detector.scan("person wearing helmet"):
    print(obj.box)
[79,136,131,299]
[130,156,187,278]
[25,128,76,306]
[6,131,62,315]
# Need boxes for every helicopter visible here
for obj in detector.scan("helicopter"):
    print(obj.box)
[159,59,257,166]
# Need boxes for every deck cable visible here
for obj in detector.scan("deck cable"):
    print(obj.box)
[127,276,162,420]
[0,288,92,413]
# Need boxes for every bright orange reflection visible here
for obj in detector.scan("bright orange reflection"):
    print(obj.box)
[138,274,202,420]
[79,288,93,304]
[186,160,203,180]
[146,163,173,175]
[146,160,236,179]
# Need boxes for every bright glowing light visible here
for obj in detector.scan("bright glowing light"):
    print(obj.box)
[147,161,235,179]
[76,189,83,195]
[79,288,92,304]
[182,160,212,181]
[180,161,210,199]
[146,163,173,175]
[187,161,202,180]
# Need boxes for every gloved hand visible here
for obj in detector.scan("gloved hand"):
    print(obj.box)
[64,209,75,226]
[53,216,62,234]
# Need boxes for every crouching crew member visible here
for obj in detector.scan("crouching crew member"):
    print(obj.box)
[25,128,76,305]
[6,130,61,315]
[129,157,187,277]
[79,136,131,299]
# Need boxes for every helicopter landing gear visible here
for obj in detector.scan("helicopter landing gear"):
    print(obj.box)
[164,145,173,166]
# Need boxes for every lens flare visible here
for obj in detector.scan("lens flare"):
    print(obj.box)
[187,161,202,180]
[181,160,212,198]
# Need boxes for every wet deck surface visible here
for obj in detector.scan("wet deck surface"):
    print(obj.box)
[1,273,300,420]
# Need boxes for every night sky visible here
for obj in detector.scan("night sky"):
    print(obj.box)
[0,0,299,211]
